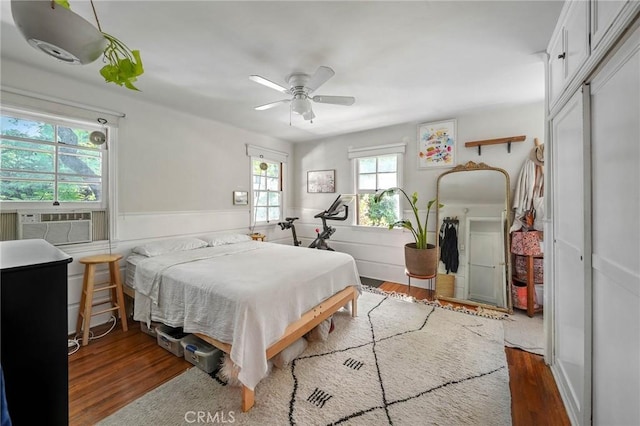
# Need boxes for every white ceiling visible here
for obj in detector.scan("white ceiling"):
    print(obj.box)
[0,1,563,143]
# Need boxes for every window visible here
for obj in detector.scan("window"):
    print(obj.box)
[348,143,405,227]
[356,154,401,226]
[251,158,282,223]
[1,110,107,207]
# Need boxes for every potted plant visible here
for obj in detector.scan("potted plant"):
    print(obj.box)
[374,188,442,277]
[19,0,145,90]
[55,0,144,90]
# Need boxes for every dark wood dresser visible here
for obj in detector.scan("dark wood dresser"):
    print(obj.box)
[1,239,72,425]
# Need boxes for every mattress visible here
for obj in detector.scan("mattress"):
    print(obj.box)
[128,240,361,390]
[124,253,146,288]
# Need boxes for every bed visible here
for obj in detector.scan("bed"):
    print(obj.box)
[126,235,361,411]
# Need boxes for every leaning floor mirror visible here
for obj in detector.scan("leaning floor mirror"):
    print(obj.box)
[436,161,512,313]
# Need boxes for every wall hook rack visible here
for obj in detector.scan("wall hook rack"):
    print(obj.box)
[464,135,526,155]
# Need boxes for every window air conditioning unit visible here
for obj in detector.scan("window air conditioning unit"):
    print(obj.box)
[17,211,92,246]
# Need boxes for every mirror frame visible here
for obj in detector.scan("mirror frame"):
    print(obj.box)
[436,161,513,314]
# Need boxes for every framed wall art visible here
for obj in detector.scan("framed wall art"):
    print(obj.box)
[233,191,248,205]
[307,169,335,193]
[417,119,457,169]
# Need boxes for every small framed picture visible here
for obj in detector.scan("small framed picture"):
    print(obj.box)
[233,191,248,205]
[307,169,335,193]
[417,119,457,169]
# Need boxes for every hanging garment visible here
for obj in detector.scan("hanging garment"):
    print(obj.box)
[439,223,459,273]
[510,159,537,233]
[532,165,545,231]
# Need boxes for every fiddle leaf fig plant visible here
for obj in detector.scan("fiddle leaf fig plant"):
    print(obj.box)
[54,0,144,91]
[374,187,443,249]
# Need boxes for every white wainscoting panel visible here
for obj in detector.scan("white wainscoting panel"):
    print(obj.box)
[118,209,251,241]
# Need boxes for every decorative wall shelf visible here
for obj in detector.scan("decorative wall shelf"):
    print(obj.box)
[464,135,526,155]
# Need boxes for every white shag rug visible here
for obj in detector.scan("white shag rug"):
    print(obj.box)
[99,290,512,425]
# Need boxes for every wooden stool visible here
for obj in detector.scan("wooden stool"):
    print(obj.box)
[76,254,128,346]
[250,233,266,241]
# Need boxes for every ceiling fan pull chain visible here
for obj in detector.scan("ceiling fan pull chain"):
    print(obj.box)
[90,0,103,32]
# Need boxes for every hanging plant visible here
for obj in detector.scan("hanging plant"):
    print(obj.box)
[53,0,144,91]
[99,33,144,91]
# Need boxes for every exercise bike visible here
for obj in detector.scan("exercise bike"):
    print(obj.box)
[278,194,351,250]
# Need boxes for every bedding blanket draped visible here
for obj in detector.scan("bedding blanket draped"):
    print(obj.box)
[131,241,361,390]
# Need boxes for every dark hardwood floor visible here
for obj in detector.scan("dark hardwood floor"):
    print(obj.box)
[68,283,570,425]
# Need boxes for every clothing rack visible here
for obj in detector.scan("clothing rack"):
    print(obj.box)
[442,217,459,224]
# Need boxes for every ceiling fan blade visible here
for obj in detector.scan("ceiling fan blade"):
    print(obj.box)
[305,66,335,92]
[254,99,290,111]
[302,109,316,121]
[249,75,290,94]
[312,95,355,106]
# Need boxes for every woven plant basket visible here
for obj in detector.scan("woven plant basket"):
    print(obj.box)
[436,274,455,298]
[404,243,438,277]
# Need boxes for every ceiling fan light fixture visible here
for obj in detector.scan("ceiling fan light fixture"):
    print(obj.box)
[302,110,316,121]
[250,66,355,121]
[290,96,311,115]
[11,0,108,65]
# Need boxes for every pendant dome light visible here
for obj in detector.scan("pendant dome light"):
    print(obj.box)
[11,0,107,65]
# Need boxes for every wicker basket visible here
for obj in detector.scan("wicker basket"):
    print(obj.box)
[436,274,455,298]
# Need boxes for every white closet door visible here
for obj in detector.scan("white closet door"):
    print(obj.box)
[589,23,640,425]
[551,88,589,424]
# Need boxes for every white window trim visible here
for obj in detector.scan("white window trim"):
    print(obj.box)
[347,142,406,159]
[1,102,119,244]
[250,156,283,226]
[349,143,405,226]
[1,106,111,210]
[246,144,288,163]
[246,144,287,227]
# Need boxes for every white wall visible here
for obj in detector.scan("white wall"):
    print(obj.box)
[288,102,544,285]
[0,59,293,332]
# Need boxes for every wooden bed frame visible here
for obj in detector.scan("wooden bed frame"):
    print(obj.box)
[195,285,359,412]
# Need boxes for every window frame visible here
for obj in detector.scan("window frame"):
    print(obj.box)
[250,156,283,225]
[354,153,403,227]
[1,107,110,210]
[348,143,405,228]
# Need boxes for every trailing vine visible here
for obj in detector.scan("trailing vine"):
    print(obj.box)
[53,0,144,91]
[99,33,144,91]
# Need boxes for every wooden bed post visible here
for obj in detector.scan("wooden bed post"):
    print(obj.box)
[194,285,358,412]
[241,386,254,412]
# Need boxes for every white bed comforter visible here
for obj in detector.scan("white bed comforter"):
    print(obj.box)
[131,241,361,390]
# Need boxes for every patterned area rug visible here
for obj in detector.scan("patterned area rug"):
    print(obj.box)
[99,289,511,425]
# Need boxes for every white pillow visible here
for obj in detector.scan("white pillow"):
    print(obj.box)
[203,233,252,247]
[132,237,208,257]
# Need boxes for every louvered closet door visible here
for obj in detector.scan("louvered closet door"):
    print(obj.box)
[589,22,640,424]
[551,87,589,424]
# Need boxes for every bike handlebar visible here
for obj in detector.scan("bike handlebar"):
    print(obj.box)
[313,205,349,221]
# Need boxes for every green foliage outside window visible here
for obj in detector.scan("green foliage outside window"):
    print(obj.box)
[1,116,103,202]
[358,193,399,227]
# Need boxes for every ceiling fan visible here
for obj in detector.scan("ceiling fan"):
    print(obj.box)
[250,66,355,122]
